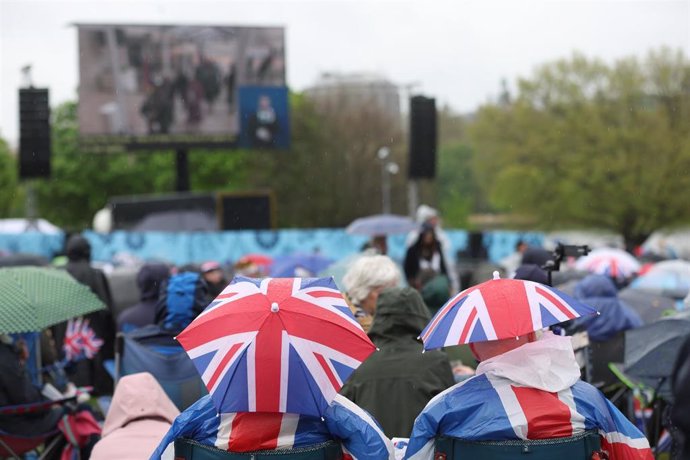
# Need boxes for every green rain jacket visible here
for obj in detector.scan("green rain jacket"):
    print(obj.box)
[340,287,455,438]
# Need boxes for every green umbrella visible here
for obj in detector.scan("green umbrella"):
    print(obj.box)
[0,267,106,334]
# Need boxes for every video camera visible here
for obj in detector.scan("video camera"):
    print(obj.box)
[542,243,590,286]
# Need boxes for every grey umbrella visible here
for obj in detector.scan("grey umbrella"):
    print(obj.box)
[618,288,677,324]
[624,311,690,401]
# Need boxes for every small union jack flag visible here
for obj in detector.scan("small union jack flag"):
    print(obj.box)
[176,276,376,417]
[420,273,597,349]
[63,317,104,362]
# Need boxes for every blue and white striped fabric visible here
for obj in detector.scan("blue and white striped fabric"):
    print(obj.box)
[150,394,394,460]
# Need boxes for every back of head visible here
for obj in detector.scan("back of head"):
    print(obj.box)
[369,287,431,344]
[574,274,618,299]
[521,247,551,267]
[66,234,91,262]
[137,263,170,301]
[102,372,179,436]
[514,264,549,285]
[343,255,400,305]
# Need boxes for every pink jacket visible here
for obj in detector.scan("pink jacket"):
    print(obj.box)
[90,373,180,459]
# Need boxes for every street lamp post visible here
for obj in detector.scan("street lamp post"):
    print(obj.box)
[377,147,399,214]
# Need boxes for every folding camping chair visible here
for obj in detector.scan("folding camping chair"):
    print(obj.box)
[0,399,68,460]
[115,325,207,411]
[174,439,343,460]
[433,430,602,460]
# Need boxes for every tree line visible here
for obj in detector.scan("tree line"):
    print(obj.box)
[0,47,688,249]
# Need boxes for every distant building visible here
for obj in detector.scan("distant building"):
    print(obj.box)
[305,72,401,124]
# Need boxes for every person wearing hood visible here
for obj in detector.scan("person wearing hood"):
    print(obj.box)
[90,372,179,459]
[340,287,455,438]
[573,274,644,342]
[404,331,653,460]
[52,234,115,395]
[117,263,170,332]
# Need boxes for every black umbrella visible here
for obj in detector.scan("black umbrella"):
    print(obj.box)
[0,253,49,267]
[624,312,690,401]
[618,288,677,324]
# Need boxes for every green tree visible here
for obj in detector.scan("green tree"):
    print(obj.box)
[0,137,22,217]
[35,101,251,229]
[469,48,690,249]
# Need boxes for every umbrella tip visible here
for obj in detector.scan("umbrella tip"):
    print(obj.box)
[271,302,279,312]
[493,271,501,280]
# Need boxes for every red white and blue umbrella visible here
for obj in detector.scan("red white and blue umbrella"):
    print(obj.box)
[176,276,375,417]
[574,248,641,280]
[420,272,598,350]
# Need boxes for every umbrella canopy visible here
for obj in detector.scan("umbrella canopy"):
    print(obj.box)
[420,272,598,350]
[346,214,417,236]
[132,210,218,232]
[574,248,641,280]
[0,218,62,234]
[618,288,677,324]
[624,312,690,401]
[270,254,334,278]
[176,276,376,417]
[0,267,106,333]
[238,254,273,267]
[0,253,50,267]
[630,260,690,299]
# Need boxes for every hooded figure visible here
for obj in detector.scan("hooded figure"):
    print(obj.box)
[340,287,455,438]
[53,234,115,395]
[117,263,170,331]
[404,332,653,460]
[90,373,179,459]
[573,275,643,342]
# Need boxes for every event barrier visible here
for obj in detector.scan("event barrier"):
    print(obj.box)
[0,229,544,266]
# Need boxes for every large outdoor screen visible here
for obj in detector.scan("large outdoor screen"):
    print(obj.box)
[77,24,288,149]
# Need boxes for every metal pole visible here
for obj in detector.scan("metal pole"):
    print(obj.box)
[382,162,391,214]
[176,149,190,192]
[407,180,418,218]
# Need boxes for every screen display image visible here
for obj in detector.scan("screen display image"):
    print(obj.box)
[77,24,286,146]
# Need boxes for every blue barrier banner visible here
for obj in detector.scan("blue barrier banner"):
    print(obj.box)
[0,229,544,267]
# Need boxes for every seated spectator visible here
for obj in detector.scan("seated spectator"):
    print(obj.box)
[0,334,100,458]
[90,372,179,459]
[573,274,643,342]
[149,394,393,460]
[404,331,652,460]
[342,255,401,333]
[117,263,170,332]
[341,287,455,438]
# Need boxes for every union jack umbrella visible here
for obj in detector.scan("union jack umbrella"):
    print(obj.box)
[176,276,376,417]
[574,247,641,280]
[420,272,598,350]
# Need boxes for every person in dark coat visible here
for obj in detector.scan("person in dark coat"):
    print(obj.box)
[340,287,455,438]
[404,224,449,291]
[117,263,170,332]
[573,274,643,342]
[0,335,62,436]
[53,234,115,396]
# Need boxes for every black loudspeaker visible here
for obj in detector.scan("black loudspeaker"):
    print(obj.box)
[408,95,437,179]
[19,88,51,179]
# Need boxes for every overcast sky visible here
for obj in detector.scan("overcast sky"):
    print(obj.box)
[1,0,688,146]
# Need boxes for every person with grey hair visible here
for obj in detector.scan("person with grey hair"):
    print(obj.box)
[342,254,400,332]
